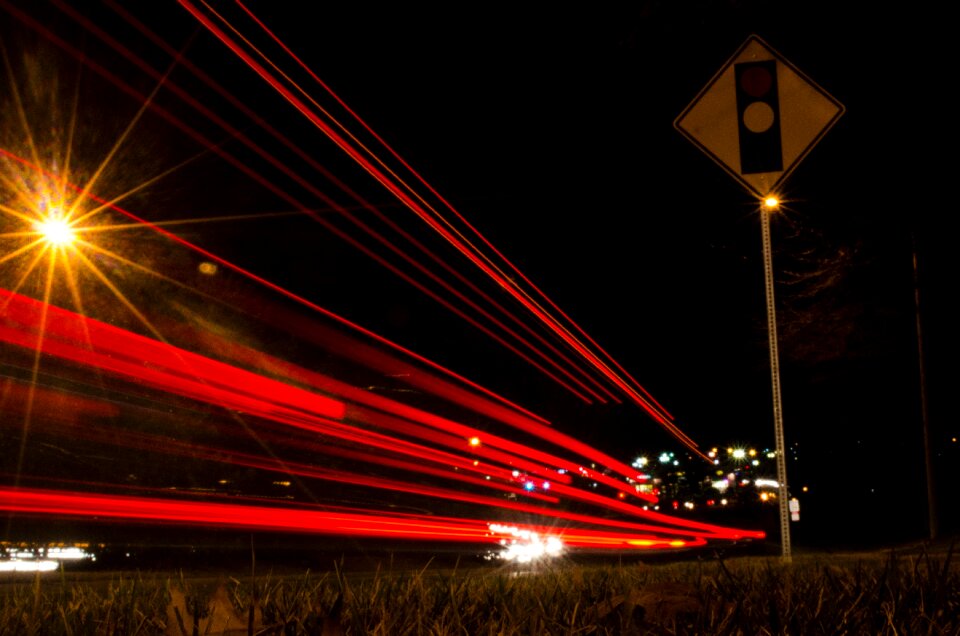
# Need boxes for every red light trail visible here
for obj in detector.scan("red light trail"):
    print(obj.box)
[0,487,717,550]
[0,288,761,547]
[1,0,704,450]
[11,0,618,408]
[173,0,706,456]
[0,4,561,427]
[0,2,767,553]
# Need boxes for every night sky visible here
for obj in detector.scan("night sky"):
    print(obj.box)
[1,1,956,548]
[230,3,958,543]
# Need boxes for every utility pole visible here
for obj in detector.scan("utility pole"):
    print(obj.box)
[912,231,938,540]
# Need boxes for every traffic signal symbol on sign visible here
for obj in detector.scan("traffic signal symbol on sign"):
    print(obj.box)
[674,35,845,199]
[735,60,783,174]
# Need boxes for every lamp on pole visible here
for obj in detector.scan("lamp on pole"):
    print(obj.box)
[760,195,791,561]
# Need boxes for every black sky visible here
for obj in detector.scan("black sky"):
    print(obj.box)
[203,2,959,542]
[253,4,951,542]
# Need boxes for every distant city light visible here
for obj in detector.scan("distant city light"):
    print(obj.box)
[633,456,648,467]
[732,449,746,459]
[0,545,95,572]
[469,436,481,447]
[0,560,58,572]
[47,547,90,560]
[659,453,672,464]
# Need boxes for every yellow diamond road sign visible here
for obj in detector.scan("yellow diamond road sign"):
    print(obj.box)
[675,34,844,198]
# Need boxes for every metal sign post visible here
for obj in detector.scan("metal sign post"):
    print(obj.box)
[761,200,791,560]
[675,35,845,561]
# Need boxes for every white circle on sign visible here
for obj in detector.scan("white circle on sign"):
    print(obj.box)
[743,102,775,133]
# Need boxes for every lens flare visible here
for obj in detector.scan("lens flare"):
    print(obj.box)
[35,217,76,245]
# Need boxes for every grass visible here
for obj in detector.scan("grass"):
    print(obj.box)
[1,544,958,634]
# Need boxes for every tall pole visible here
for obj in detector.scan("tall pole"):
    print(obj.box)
[761,201,791,561]
[912,232,938,540]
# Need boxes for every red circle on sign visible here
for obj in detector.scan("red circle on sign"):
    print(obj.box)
[740,67,773,97]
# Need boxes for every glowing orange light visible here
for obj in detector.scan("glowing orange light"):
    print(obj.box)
[763,196,779,210]
[35,217,75,245]
[469,436,481,447]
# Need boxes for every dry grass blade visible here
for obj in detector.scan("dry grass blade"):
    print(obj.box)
[1,551,958,634]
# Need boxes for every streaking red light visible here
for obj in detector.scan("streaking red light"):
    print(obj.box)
[0,487,734,549]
